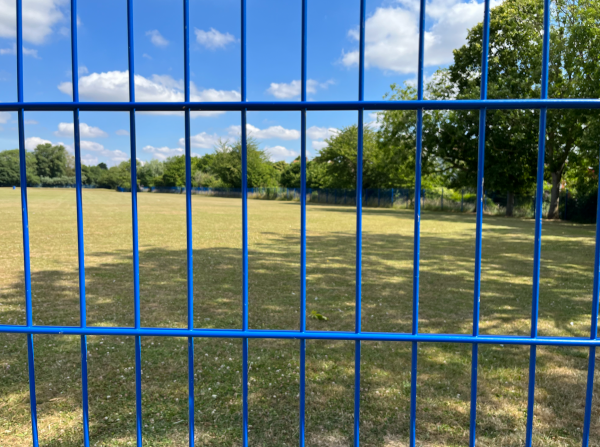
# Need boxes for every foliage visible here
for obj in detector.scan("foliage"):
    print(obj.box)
[0,149,39,186]
[34,143,68,178]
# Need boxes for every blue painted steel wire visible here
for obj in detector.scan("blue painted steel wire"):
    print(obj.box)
[354,1,366,445]
[241,0,249,445]
[525,1,551,445]
[581,150,600,446]
[69,0,90,444]
[410,0,426,445]
[2,98,600,112]
[16,0,39,444]
[8,0,600,443]
[183,0,195,445]
[126,0,142,445]
[5,325,600,346]
[299,0,308,445]
[469,2,492,445]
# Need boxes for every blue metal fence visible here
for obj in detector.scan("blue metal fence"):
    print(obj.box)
[2,0,600,446]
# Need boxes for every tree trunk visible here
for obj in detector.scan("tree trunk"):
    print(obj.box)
[506,191,514,217]
[547,171,561,219]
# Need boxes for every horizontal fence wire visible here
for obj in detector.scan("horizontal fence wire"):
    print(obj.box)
[3,0,600,446]
[1,99,600,111]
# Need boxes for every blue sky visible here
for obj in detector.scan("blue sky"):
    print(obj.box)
[0,0,497,166]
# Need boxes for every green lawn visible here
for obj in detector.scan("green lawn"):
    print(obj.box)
[1,187,599,446]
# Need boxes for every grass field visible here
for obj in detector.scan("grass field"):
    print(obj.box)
[1,187,599,446]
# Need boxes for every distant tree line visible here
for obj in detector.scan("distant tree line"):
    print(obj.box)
[1,0,599,220]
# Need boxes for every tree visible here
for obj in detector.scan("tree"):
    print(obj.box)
[446,0,600,217]
[0,149,39,186]
[138,159,165,187]
[160,156,185,187]
[314,125,382,189]
[34,143,67,178]
[279,157,329,189]
[210,138,279,188]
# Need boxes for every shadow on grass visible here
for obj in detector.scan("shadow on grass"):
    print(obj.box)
[1,210,598,446]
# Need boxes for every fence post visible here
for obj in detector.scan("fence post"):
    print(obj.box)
[441,187,444,211]
[461,188,464,212]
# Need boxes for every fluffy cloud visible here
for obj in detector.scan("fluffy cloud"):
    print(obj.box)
[228,124,300,140]
[195,28,236,49]
[143,145,184,160]
[0,112,10,124]
[55,122,108,138]
[25,136,52,151]
[58,71,240,117]
[342,0,502,74]
[266,79,334,99]
[266,146,299,162]
[306,126,338,140]
[81,154,99,166]
[0,0,65,44]
[116,129,129,136]
[0,44,39,58]
[79,140,105,152]
[311,140,328,151]
[146,30,169,47]
[178,132,221,149]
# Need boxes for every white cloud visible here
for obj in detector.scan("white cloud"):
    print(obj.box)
[311,140,328,151]
[0,44,40,58]
[0,112,10,124]
[195,27,236,50]
[81,154,99,166]
[179,132,221,149]
[80,140,105,152]
[78,66,88,75]
[24,119,38,125]
[116,129,129,136]
[0,0,65,44]
[266,146,299,162]
[306,126,338,140]
[143,53,152,60]
[228,124,300,140]
[146,29,169,47]
[25,137,52,151]
[55,122,108,138]
[58,70,240,116]
[266,79,334,99]
[342,0,502,74]
[143,145,184,161]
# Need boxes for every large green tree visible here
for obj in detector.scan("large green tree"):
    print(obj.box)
[0,149,38,186]
[210,138,279,188]
[447,0,600,217]
[34,143,68,178]
[314,124,383,189]
[380,0,600,217]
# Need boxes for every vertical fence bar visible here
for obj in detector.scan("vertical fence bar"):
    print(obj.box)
[240,0,249,445]
[354,1,366,445]
[525,1,551,445]
[469,1,491,445]
[126,0,142,444]
[16,0,39,444]
[299,0,308,445]
[581,154,600,447]
[70,0,90,444]
[410,0,426,445]
[183,0,195,445]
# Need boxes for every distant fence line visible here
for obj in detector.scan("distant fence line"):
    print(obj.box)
[126,185,578,220]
